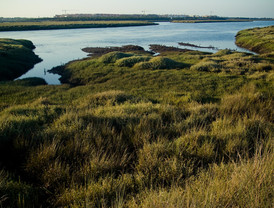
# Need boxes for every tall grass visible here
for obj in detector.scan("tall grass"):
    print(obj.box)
[0,38,273,207]
[0,81,272,207]
[128,142,273,208]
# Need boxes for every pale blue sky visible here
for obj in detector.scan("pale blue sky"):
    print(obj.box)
[0,0,273,18]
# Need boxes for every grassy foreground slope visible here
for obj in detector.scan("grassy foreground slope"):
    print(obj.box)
[0,32,273,207]
[0,21,156,31]
[0,39,41,81]
[236,25,274,54]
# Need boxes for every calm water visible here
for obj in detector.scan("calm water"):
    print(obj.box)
[1,21,273,84]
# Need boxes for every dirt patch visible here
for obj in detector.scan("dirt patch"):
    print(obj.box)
[179,42,217,50]
[149,44,190,53]
[82,45,149,56]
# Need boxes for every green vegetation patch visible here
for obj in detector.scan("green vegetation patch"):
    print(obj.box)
[0,80,272,207]
[116,56,151,67]
[236,25,274,54]
[0,38,41,81]
[134,56,184,70]
[50,47,273,103]
[99,51,133,63]
[191,49,274,74]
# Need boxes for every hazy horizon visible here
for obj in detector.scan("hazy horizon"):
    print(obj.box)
[1,0,274,18]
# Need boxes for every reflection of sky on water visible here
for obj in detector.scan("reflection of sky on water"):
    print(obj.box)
[1,21,273,84]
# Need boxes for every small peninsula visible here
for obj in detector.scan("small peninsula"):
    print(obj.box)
[236,25,274,54]
[0,38,41,81]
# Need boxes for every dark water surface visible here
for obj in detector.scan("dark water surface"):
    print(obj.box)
[1,21,273,84]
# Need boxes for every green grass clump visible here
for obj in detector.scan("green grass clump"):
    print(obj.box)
[214,49,233,56]
[74,90,142,109]
[190,60,220,72]
[99,52,133,63]
[115,56,151,67]
[134,56,184,70]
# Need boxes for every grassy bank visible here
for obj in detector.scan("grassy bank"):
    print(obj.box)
[0,39,41,81]
[0,27,273,207]
[236,25,274,54]
[0,21,156,31]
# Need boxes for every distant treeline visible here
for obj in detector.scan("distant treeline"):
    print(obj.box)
[1,15,273,23]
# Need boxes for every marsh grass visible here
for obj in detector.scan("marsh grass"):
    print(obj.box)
[0,80,273,207]
[190,50,274,74]
[236,25,274,54]
[128,142,274,208]
[134,56,184,70]
[116,56,151,67]
[0,36,273,207]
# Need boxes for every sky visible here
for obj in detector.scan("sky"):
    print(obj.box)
[0,0,273,18]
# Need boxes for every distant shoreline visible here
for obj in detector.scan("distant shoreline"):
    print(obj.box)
[0,21,157,32]
[172,19,254,23]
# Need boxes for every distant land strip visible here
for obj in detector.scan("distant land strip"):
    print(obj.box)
[172,19,254,23]
[0,21,157,32]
